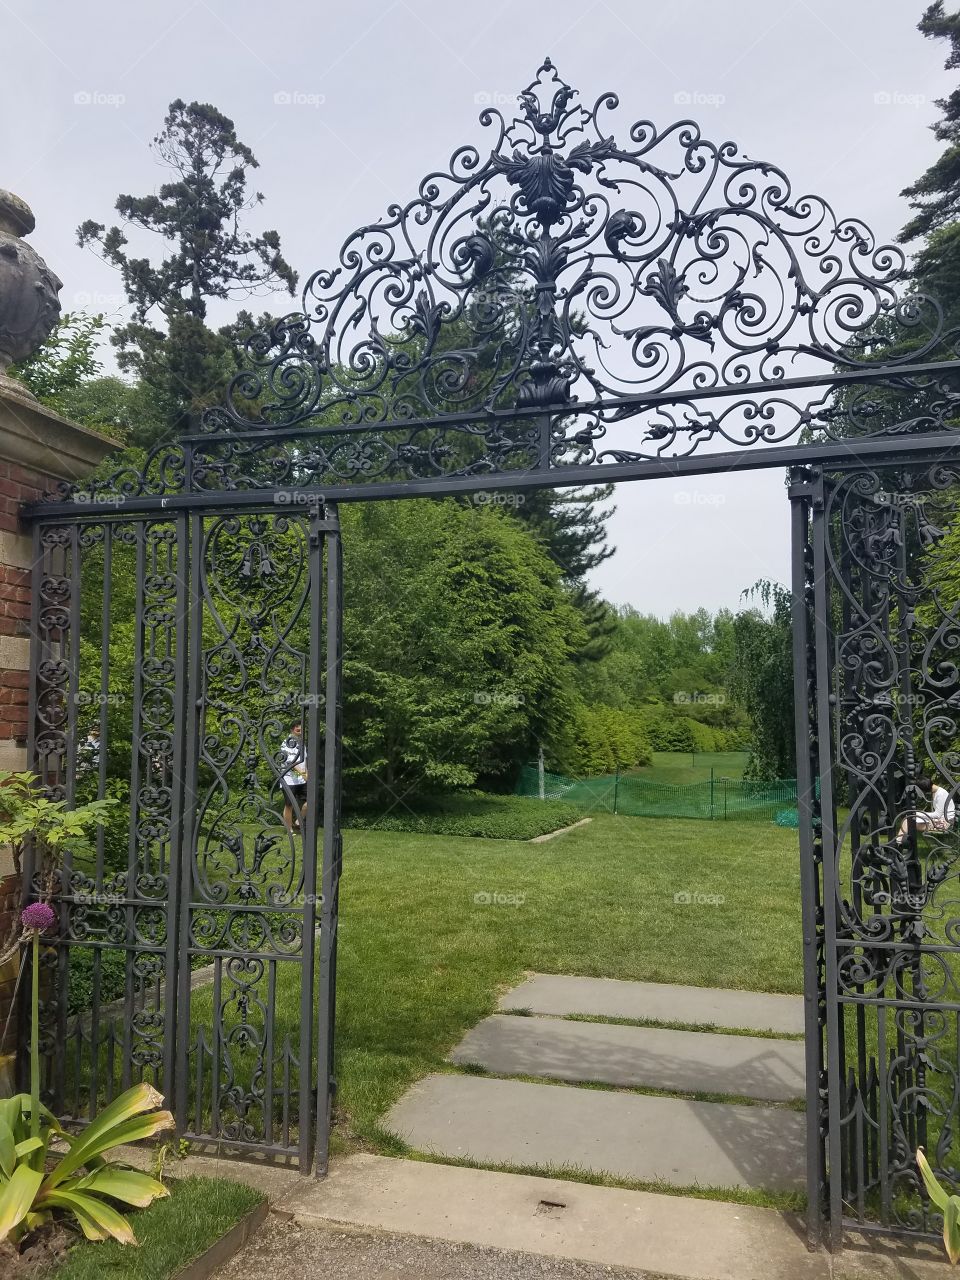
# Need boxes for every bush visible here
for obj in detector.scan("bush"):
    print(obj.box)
[66,947,128,1015]
[345,791,582,839]
[565,704,653,776]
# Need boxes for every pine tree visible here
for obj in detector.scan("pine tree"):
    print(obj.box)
[78,100,298,437]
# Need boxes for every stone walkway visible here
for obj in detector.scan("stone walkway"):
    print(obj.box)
[385,975,808,1194]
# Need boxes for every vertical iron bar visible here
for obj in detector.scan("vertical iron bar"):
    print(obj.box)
[19,521,43,1094]
[89,523,113,1116]
[53,524,82,1113]
[791,474,826,1247]
[299,506,323,1172]
[162,513,190,1112]
[811,470,844,1247]
[122,523,147,1095]
[315,504,343,1176]
[176,513,204,1135]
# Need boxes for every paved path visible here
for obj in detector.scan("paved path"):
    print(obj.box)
[452,1014,805,1101]
[500,975,805,1036]
[214,1217,661,1279]
[385,1074,806,1191]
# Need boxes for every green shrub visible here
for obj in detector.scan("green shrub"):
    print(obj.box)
[66,948,128,1016]
[345,791,582,839]
[565,704,653,776]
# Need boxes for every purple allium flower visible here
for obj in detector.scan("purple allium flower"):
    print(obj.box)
[21,901,56,932]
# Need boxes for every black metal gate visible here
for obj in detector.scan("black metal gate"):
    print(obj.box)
[792,454,960,1243]
[19,59,960,1237]
[25,502,343,1172]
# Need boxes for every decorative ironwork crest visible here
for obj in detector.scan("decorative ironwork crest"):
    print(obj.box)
[38,58,960,510]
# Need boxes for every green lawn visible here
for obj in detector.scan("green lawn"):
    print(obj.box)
[629,750,752,785]
[52,1175,262,1279]
[328,812,802,1150]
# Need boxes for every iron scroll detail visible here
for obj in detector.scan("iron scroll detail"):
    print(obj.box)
[39,59,960,500]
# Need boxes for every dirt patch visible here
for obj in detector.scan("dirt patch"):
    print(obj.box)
[0,1221,75,1277]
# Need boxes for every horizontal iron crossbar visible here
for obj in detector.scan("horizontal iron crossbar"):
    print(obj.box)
[24,431,960,519]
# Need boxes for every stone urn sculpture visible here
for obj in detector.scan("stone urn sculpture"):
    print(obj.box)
[0,189,62,400]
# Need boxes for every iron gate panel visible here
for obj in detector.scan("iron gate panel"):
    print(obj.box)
[18,58,960,1239]
[792,454,960,1243]
[24,503,343,1172]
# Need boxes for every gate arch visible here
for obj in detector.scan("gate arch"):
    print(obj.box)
[22,59,960,1245]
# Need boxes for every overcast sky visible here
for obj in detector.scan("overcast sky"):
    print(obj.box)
[1,1,950,615]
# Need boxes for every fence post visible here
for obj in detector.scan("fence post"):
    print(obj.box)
[723,778,728,820]
[710,767,715,820]
[614,767,620,815]
[537,745,545,801]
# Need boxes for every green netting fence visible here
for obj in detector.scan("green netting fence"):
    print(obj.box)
[515,765,798,821]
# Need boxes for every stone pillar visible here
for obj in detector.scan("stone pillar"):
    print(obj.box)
[0,190,118,1090]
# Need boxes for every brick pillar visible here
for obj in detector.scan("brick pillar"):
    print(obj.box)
[0,381,117,1091]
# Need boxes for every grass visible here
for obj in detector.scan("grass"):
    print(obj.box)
[629,750,752,785]
[75,808,808,1205]
[323,811,803,1150]
[397,1149,807,1214]
[559,1011,806,1041]
[52,1175,263,1279]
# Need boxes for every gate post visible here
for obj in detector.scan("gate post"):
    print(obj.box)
[789,468,829,1247]
[314,503,344,1175]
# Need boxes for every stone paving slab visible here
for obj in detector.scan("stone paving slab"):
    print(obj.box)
[384,1074,806,1192]
[273,1154,830,1280]
[500,975,805,1036]
[451,1014,805,1101]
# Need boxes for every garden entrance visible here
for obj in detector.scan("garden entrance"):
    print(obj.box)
[21,60,960,1247]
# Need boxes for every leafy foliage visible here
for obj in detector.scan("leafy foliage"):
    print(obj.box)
[730,583,796,780]
[340,500,587,798]
[0,1084,173,1247]
[567,704,652,775]
[9,313,108,415]
[0,772,115,882]
[344,791,582,839]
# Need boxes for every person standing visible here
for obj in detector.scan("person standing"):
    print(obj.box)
[280,722,308,832]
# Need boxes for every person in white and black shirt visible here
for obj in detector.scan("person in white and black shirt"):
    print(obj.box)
[280,722,308,832]
[896,776,956,842]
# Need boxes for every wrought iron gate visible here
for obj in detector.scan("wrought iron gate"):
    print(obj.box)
[19,58,960,1239]
[24,502,343,1172]
[792,454,960,1243]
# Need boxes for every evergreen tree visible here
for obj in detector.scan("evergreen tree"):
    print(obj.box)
[77,100,298,439]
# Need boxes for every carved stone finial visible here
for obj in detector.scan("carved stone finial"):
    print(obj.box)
[0,190,62,387]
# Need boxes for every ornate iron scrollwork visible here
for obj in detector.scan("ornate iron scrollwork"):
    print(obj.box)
[38,59,960,509]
